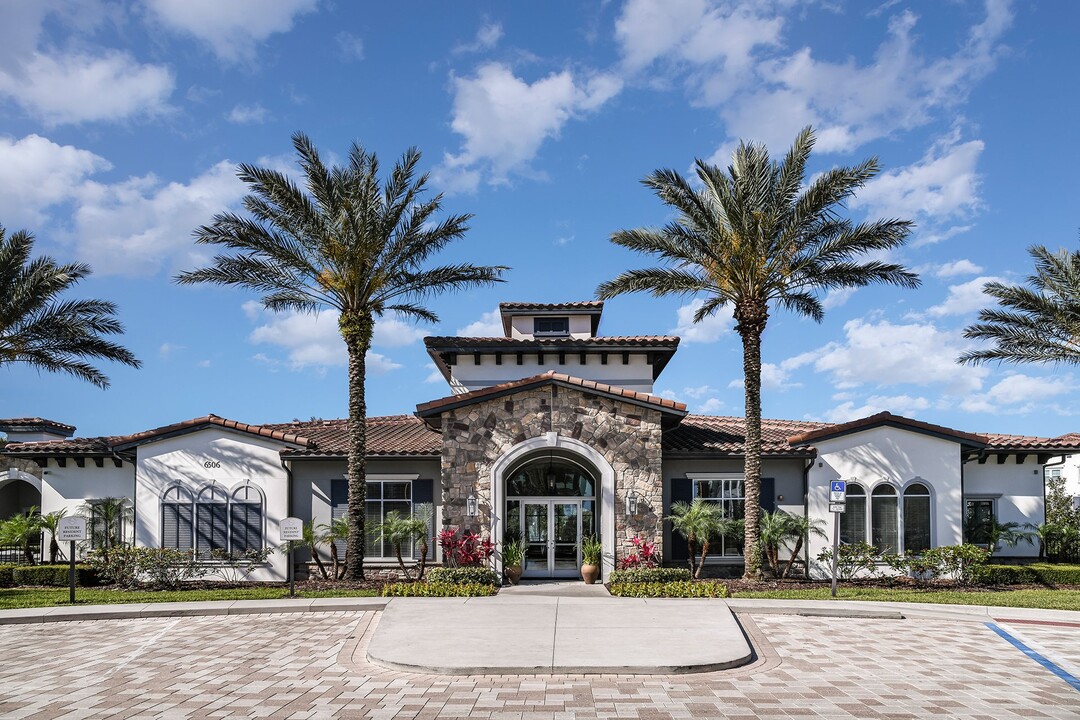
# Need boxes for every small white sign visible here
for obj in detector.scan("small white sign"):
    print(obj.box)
[829,480,847,503]
[280,517,303,542]
[57,516,87,542]
[829,502,847,514]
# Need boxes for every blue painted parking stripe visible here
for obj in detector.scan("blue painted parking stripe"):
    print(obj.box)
[986,622,1080,693]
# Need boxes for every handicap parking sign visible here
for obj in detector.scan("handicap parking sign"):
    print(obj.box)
[830,481,846,502]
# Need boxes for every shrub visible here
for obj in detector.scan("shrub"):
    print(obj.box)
[816,541,881,581]
[0,563,17,588]
[139,550,200,590]
[427,566,499,586]
[203,548,275,583]
[608,581,728,598]
[12,564,101,587]
[608,567,692,584]
[87,547,143,588]
[925,544,989,585]
[973,563,1080,586]
[381,581,497,597]
[437,530,495,567]
[617,536,658,570]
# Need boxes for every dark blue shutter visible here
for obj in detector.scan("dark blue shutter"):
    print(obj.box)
[230,503,262,552]
[331,479,348,556]
[669,478,694,562]
[759,477,776,514]
[412,479,434,560]
[163,504,178,548]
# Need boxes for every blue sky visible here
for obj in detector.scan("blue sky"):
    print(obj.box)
[1,0,1077,439]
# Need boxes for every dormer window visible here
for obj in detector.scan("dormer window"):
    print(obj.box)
[533,317,570,337]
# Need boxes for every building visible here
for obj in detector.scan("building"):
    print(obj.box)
[3,300,1079,579]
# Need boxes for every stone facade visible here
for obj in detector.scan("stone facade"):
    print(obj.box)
[438,383,664,564]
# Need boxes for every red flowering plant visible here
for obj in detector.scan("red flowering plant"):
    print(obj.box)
[617,535,658,570]
[438,529,496,567]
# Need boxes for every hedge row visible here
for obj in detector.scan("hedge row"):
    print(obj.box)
[607,567,692,584]
[973,563,1080,586]
[608,581,728,598]
[426,567,499,586]
[0,564,102,588]
[382,581,497,597]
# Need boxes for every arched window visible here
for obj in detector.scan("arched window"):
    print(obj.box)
[230,485,264,553]
[871,485,899,554]
[903,483,932,555]
[161,486,194,550]
[195,485,228,557]
[840,483,866,544]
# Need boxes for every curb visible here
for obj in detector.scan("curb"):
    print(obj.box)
[0,597,389,624]
[723,598,1080,624]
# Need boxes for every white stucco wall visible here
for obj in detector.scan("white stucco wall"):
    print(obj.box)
[1046,453,1080,499]
[509,314,593,339]
[134,428,293,581]
[964,454,1044,558]
[450,353,655,394]
[806,427,964,578]
[35,460,135,558]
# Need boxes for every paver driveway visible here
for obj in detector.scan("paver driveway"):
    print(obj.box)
[0,610,1077,719]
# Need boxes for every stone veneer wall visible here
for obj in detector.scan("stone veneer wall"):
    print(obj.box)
[439,384,664,564]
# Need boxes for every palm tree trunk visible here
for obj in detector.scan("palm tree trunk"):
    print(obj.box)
[342,311,374,580]
[782,538,803,579]
[309,542,329,579]
[688,538,697,576]
[696,539,710,579]
[394,541,412,581]
[736,302,768,581]
[329,543,341,580]
[417,539,429,581]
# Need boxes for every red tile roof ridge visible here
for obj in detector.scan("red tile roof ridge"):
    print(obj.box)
[498,301,604,309]
[423,335,680,342]
[788,411,987,445]
[111,414,316,449]
[0,417,77,432]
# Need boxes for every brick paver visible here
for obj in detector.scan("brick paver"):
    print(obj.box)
[0,610,1077,718]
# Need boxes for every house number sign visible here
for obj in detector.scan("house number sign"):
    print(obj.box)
[203,460,221,469]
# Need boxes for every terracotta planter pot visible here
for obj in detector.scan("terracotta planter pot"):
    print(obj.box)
[581,563,600,584]
[505,564,522,585]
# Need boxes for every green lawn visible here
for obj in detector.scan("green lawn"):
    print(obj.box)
[0,587,380,610]
[732,587,1080,611]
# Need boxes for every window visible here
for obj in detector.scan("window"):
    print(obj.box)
[871,485,899,554]
[903,483,931,555]
[533,317,569,336]
[161,486,194,550]
[965,498,995,546]
[87,498,131,550]
[367,480,412,558]
[195,485,228,557]
[840,483,866,544]
[230,485,264,553]
[694,477,744,557]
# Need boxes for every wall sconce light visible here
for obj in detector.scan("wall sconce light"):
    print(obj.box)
[777,494,784,502]
[466,493,478,518]
[627,490,638,516]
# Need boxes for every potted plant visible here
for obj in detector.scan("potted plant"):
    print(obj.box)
[580,534,602,584]
[502,538,525,585]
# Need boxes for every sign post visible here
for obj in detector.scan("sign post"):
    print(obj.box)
[280,517,303,598]
[57,517,87,604]
[829,481,846,598]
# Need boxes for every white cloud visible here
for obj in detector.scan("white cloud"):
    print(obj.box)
[373,316,429,347]
[335,32,364,61]
[671,298,734,343]
[699,398,725,414]
[226,103,269,124]
[424,363,445,384]
[242,302,406,373]
[812,318,989,395]
[729,350,815,391]
[681,384,717,399]
[436,62,622,191]
[935,259,984,278]
[0,51,173,126]
[145,0,318,62]
[825,394,932,423]
[926,275,1004,317]
[851,135,984,224]
[454,22,503,54]
[158,342,184,360]
[0,134,110,226]
[457,307,504,336]
[822,287,857,310]
[69,160,246,276]
[960,373,1075,414]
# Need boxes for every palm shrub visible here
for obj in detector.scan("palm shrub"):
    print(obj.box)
[176,133,506,579]
[779,513,826,579]
[322,515,349,579]
[959,244,1080,366]
[0,226,140,387]
[302,520,330,579]
[597,127,918,579]
[375,505,433,581]
[38,508,67,564]
[0,509,42,564]
[80,497,132,560]
[666,498,727,578]
[580,534,603,566]
[965,518,1036,558]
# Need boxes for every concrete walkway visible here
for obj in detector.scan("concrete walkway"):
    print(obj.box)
[366,595,754,674]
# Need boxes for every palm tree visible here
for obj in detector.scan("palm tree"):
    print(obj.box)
[375,506,433,581]
[597,127,919,579]
[176,133,506,579]
[666,498,726,578]
[967,518,1036,558]
[80,497,132,560]
[302,520,330,579]
[322,515,349,580]
[0,225,140,388]
[38,508,68,564]
[759,510,791,576]
[0,508,42,564]
[780,513,826,579]
[959,244,1080,366]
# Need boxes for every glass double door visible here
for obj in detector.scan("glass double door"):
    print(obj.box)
[521,500,582,578]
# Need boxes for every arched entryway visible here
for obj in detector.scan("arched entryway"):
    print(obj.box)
[504,456,597,578]
[0,470,43,563]
[489,433,616,579]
